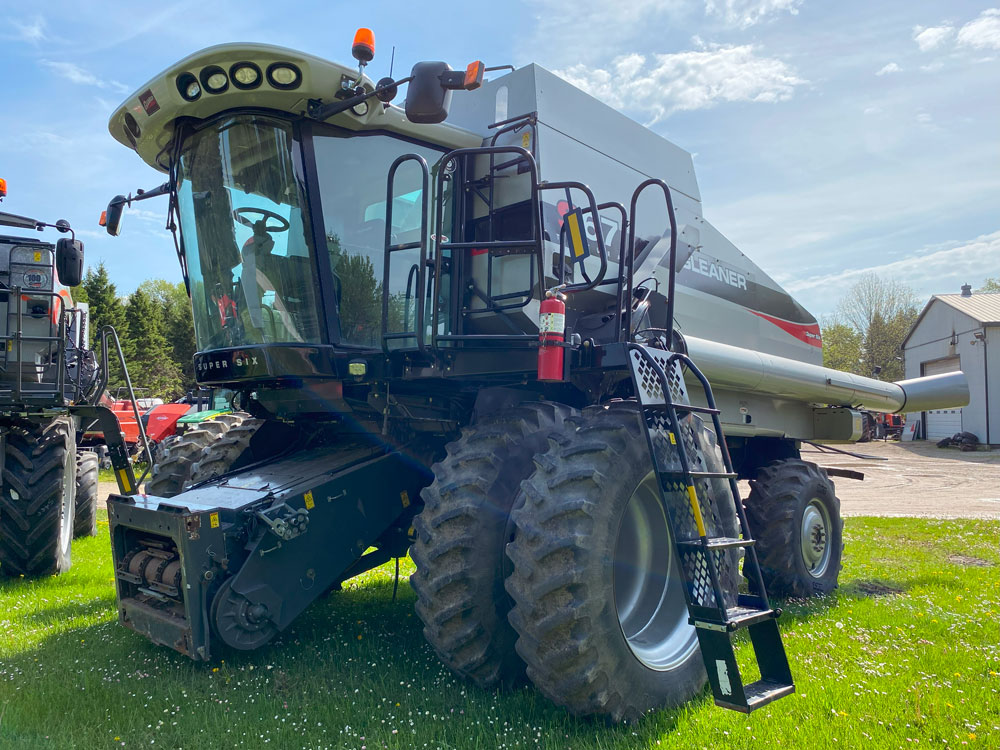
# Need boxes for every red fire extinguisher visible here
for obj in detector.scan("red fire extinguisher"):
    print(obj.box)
[538,290,567,382]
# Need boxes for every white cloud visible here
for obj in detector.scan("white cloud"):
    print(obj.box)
[9,16,47,43]
[705,0,802,29]
[522,0,679,66]
[555,45,804,123]
[957,8,1000,50]
[41,60,129,93]
[786,231,1000,299]
[875,62,901,76]
[912,24,955,52]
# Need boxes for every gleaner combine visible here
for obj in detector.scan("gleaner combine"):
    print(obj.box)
[0,181,145,578]
[102,32,970,720]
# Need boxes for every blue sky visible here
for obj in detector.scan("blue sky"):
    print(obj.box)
[2,0,998,318]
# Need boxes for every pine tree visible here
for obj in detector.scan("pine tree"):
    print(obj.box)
[125,287,183,400]
[139,279,196,391]
[81,261,133,391]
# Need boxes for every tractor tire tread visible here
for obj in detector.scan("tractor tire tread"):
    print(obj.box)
[411,401,576,689]
[744,458,843,598]
[0,418,76,577]
[505,404,739,721]
[73,451,100,537]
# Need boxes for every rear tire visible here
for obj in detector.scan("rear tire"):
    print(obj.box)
[410,401,576,689]
[73,451,100,538]
[0,418,77,577]
[744,459,843,598]
[145,413,251,498]
[505,404,739,721]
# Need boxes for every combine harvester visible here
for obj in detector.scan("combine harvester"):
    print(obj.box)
[101,32,969,720]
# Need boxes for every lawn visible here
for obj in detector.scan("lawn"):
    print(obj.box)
[1,515,997,749]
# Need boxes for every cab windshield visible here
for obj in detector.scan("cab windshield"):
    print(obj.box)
[176,115,321,350]
[176,114,447,353]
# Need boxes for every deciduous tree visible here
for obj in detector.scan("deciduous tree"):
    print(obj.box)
[833,273,918,381]
[821,320,863,374]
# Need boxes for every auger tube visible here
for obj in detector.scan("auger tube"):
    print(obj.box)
[684,335,970,414]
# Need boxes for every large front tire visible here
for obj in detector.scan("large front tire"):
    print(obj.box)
[505,404,739,721]
[0,418,77,577]
[744,459,843,598]
[410,401,576,689]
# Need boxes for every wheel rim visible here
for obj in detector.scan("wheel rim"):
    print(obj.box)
[800,498,832,578]
[58,450,74,553]
[613,472,697,671]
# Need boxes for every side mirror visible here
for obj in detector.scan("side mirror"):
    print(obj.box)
[103,195,127,236]
[403,61,484,124]
[55,238,84,287]
[405,62,454,124]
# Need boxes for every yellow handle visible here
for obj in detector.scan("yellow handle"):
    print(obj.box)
[687,484,707,537]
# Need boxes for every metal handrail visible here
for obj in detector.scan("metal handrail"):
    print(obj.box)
[0,287,68,403]
[548,182,610,294]
[98,325,153,484]
[623,179,677,342]
[381,153,430,353]
[431,145,545,340]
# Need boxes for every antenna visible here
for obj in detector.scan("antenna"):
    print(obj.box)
[389,45,396,78]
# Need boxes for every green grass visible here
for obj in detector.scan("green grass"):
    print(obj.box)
[1,516,997,749]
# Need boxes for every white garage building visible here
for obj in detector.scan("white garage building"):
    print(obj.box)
[902,286,1000,445]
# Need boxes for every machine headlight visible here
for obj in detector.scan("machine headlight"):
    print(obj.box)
[177,72,201,101]
[230,62,262,89]
[266,62,301,90]
[201,66,229,94]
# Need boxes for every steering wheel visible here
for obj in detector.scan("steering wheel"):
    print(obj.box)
[233,207,290,233]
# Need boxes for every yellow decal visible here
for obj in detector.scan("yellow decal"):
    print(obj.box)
[687,485,707,537]
[209,512,220,529]
[521,132,531,149]
[33,251,41,262]
[304,491,315,510]
[567,211,586,258]
[6,341,11,351]
[400,490,410,508]
[118,469,132,494]
[668,432,676,444]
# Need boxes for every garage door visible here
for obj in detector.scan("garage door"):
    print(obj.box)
[922,357,962,440]
[926,408,963,440]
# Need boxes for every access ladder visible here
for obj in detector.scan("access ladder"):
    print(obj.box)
[628,343,794,712]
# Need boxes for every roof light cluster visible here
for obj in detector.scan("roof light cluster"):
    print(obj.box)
[176,61,301,102]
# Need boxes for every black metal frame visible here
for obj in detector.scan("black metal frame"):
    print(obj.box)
[621,179,677,342]
[0,286,94,408]
[381,153,430,352]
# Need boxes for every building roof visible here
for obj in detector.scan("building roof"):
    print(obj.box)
[933,293,1000,324]
[902,292,1000,347]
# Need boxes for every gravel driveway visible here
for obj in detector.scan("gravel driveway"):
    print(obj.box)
[751,440,1000,519]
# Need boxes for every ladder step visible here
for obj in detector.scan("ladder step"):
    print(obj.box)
[715,680,795,713]
[677,536,754,551]
[659,469,737,480]
[692,606,776,632]
[646,403,721,416]
[725,606,777,629]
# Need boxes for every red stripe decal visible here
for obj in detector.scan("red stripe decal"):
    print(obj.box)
[751,310,823,348]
